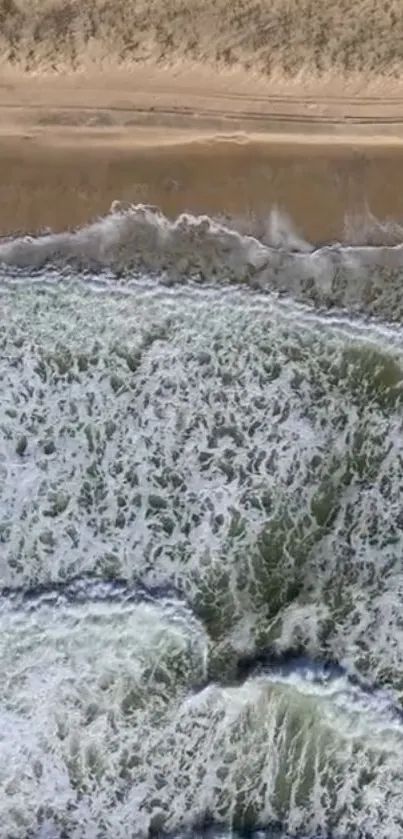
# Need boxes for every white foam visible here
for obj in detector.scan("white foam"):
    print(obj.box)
[1,256,403,836]
[2,203,403,319]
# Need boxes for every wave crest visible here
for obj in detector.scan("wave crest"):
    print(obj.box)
[2,203,403,319]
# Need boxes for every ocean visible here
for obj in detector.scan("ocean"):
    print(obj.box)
[1,204,403,839]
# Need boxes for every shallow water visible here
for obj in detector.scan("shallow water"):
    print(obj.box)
[1,206,403,839]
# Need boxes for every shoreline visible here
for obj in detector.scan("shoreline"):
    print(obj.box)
[2,69,403,242]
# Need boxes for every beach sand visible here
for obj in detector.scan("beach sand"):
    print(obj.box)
[2,64,403,242]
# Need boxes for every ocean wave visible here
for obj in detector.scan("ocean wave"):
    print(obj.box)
[1,268,403,692]
[2,204,403,320]
[4,575,403,838]
[2,641,403,839]
[0,574,186,614]
[2,249,403,837]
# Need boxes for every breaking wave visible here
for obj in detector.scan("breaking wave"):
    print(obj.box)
[2,208,403,838]
[2,203,403,320]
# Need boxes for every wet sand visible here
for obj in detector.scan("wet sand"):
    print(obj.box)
[3,69,403,242]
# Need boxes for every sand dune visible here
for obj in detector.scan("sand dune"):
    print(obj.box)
[1,0,403,79]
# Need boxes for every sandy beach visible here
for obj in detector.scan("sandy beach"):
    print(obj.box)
[2,67,403,242]
[4,0,403,245]
[3,0,403,240]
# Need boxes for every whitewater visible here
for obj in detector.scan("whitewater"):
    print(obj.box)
[1,204,403,839]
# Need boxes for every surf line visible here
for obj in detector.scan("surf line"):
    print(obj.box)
[2,574,402,722]
[0,573,183,612]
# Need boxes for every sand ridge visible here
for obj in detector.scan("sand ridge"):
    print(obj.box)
[4,68,403,137]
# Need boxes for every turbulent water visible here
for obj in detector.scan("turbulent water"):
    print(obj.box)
[1,204,403,839]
